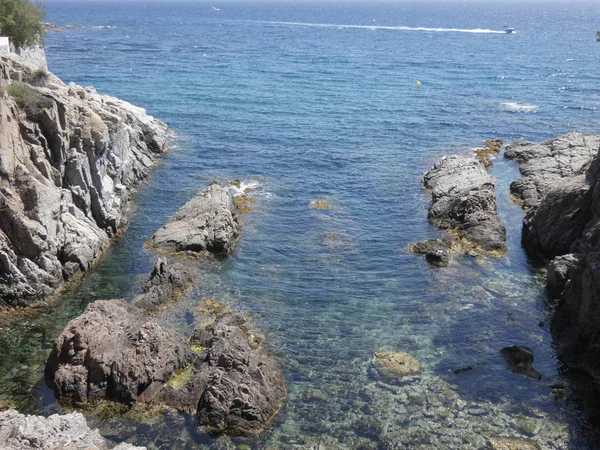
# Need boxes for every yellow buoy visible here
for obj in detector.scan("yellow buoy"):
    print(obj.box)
[416,81,421,88]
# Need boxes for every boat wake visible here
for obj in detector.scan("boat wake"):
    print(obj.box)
[260,21,506,34]
[500,102,539,113]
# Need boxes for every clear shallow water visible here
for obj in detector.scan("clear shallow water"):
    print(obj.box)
[2,1,600,448]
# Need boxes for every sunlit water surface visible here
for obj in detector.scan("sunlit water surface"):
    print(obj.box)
[1,1,600,448]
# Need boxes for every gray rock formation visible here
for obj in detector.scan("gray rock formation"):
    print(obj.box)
[0,53,169,307]
[423,155,506,253]
[512,133,600,392]
[131,258,196,313]
[504,133,598,209]
[0,408,145,449]
[146,181,241,255]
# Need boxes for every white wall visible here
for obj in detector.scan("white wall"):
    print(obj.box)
[0,37,10,54]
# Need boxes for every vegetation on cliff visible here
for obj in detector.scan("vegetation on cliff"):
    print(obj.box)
[0,0,45,48]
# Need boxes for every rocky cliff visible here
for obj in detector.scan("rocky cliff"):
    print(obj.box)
[0,53,169,307]
[509,133,600,391]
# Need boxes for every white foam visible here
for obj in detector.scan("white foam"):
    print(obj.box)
[260,21,506,34]
[500,102,539,113]
[228,179,264,197]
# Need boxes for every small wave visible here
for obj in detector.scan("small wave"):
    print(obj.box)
[500,102,539,113]
[92,25,117,29]
[260,21,506,34]
[228,178,265,197]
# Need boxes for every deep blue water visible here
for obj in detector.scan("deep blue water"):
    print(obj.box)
[2,1,600,448]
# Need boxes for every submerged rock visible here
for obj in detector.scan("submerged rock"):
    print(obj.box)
[486,436,541,450]
[146,181,241,255]
[423,155,506,253]
[409,238,453,267]
[132,258,196,313]
[475,139,503,168]
[504,133,598,209]
[500,346,541,381]
[0,408,145,450]
[0,53,169,307]
[372,351,421,380]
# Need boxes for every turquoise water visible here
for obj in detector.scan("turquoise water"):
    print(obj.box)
[2,1,600,448]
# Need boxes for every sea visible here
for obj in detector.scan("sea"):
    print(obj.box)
[1,1,600,448]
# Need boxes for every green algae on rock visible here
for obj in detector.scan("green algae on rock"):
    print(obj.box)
[373,351,421,380]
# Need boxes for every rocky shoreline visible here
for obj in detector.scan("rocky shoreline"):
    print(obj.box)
[0,53,169,307]
[507,132,600,409]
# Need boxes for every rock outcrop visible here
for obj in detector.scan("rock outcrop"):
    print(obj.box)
[505,133,598,209]
[145,181,241,255]
[422,155,506,253]
[45,267,286,437]
[0,53,169,307]
[511,133,600,393]
[131,258,196,313]
[45,299,194,405]
[0,408,145,450]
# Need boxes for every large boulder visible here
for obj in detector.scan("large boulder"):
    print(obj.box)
[0,53,169,307]
[45,299,194,405]
[146,181,241,255]
[193,314,287,436]
[45,293,286,437]
[504,133,598,209]
[423,155,506,253]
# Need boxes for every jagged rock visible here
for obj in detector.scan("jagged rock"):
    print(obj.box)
[505,133,598,209]
[522,174,591,260]
[194,313,287,436]
[45,293,285,437]
[372,351,421,380]
[512,135,600,390]
[500,346,542,380]
[0,408,146,449]
[45,299,194,405]
[131,258,196,313]
[409,238,452,266]
[547,254,580,302]
[146,181,241,255]
[0,53,168,307]
[474,138,503,168]
[423,155,506,253]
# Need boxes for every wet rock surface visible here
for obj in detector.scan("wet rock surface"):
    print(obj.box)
[500,346,542,381]
[505,133,598,209]
[131,258,196,313]
[146,181,241,255]
[422,155,506,253]
[0,408,145,449]
[372,351,421,380]
[45,263,285,437]
[408,239,452,267]
[0,54,169,307]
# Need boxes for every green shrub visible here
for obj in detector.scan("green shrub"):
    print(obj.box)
[26,67,49,86]
[7,81,51,118]
[0,0,45,48]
